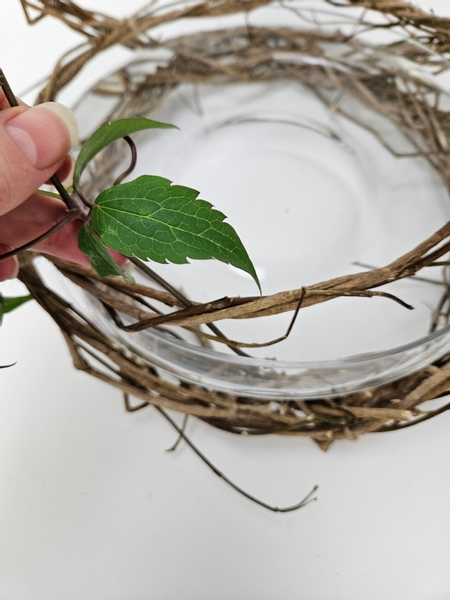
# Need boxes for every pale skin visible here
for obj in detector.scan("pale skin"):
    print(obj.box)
[0,90,123,281]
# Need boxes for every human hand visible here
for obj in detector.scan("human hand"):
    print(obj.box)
[0,91,118,281]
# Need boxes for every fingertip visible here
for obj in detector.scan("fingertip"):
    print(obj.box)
[4,103,78,171]
[0,102,77,215]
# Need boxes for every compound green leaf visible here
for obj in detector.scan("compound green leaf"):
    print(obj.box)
[78,223,134,283]
[90,175,260,291]
[73,118,177,191]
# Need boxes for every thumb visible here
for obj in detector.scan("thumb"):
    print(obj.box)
[0,102,78,216]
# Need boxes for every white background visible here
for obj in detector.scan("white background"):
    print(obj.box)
[1,1,450,598]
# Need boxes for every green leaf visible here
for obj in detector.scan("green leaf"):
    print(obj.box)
[78,223,134,283]
[3,294,33,313]
[0,293,33,326]
[73,118,178,191]
[0,292,32,329]
[90,175,261,291]
[0,294,31,369]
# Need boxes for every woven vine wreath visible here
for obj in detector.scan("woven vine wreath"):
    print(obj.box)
[15,0,450,450]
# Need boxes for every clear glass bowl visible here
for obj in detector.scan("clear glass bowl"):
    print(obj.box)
[65,2,450,400]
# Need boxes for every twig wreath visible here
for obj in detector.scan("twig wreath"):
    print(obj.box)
[10,0,450,451]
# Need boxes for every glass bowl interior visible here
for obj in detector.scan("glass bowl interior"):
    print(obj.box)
[66,3,450,399]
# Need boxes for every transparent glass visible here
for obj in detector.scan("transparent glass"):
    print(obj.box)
[66,2,450,399]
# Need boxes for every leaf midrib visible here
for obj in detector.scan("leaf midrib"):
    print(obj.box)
[95,205,238,249]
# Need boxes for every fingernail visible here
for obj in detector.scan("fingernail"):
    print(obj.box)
[5,102,79,170]
[39,102,79,147]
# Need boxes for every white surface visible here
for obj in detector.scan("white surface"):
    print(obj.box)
[1,2,450,599]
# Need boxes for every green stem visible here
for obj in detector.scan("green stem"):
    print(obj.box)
[36,189,63,200]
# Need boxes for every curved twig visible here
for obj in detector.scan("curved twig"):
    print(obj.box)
[113,135,137,186]
[155,404,318,513]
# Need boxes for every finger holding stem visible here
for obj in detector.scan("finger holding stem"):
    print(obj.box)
[0,69,87,275]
